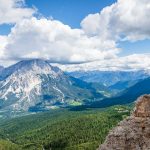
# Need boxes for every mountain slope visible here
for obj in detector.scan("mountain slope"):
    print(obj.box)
[90,77,150,108]
[68,70,150,86]
[108,80,140,92]
[0,59,102,112]
[0,106,130,150]
[0,66,4,74]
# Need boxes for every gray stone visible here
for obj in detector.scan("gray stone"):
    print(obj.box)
[98,95,150,150]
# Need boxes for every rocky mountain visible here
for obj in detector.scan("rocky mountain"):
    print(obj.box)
[108,80,139,92]
[99,95,150,150]
[67,70,150,86]
[0,66,4,73]
[89,77,150,108]
[0,59,102,112]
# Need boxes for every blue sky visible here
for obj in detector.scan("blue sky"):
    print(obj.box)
[27,0,116,28]
[0,0,149,70]
[1,0,149,56]
[0,0,116,33]
[27,0,150,57]
[119,40,150,56]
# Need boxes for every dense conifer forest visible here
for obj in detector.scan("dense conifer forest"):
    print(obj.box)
[0,106,131,150]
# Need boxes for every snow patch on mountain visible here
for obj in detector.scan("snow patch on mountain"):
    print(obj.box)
[0,59,102,112]
[0,59,64,110]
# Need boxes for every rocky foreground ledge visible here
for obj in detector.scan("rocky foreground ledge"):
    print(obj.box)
[99,95,150,150]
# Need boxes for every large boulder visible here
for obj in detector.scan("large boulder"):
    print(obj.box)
[133,95,150,117]
[98,95,150,150]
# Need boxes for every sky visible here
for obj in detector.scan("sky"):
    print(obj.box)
[27,0,116,28]
[0,0,150,71]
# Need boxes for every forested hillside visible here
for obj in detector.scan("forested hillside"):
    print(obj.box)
[0,106,131,150]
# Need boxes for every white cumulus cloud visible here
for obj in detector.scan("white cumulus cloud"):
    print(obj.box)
[2,17,119,64]
[0,0,149,71]
[54,54,150,71]
[0,0,35,24]
[81,0,150,41]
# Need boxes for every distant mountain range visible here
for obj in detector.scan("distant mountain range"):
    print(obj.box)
[0,59,150,117]
[68,70,150,86]
[0,66,4,73]
[0,59,102,113]
[89,77,150,108]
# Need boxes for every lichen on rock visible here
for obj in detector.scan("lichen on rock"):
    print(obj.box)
[98,94,150,150]
[133,95,150,117]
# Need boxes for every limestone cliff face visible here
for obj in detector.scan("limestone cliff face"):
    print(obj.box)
[99,95,150,150]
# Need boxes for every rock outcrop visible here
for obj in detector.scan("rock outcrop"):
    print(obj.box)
[99,95,150,150]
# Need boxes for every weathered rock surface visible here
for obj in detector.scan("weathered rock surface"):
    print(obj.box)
[99,95,150,150]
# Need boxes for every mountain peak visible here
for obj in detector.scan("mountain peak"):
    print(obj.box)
[0,59,62,80]
[9,59,52,70]
[18,59,50,66]
[0,59,102,112]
